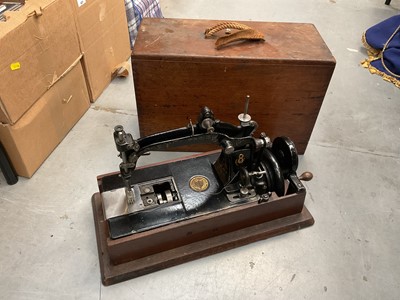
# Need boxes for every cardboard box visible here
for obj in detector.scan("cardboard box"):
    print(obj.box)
[69,0,131,101]
[0,0,81,124]
[0,61,90,178]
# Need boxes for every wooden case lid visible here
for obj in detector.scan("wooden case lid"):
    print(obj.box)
[132,18,336,66]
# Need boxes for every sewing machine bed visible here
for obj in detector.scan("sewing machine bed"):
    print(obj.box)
[92,151,314,285]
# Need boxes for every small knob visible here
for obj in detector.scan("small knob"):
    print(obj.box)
[221,139,234,154]
[201,118,215,133]
[114,125,125,143]
[299,172,313,181]
[114,125,124,133]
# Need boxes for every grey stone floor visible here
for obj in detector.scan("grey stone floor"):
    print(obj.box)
[1,0,399,299]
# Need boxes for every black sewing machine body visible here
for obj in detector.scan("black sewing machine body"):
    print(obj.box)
[92,105,314,285]
[102,152,243,240]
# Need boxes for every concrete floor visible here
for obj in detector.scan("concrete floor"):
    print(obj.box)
[1,0,399,299]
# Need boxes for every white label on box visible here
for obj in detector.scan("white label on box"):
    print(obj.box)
[77,0,86,7]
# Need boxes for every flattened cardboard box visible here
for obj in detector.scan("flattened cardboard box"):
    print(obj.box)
[0,0,81,124]
[0,61,90,178]
[69,0,131,101]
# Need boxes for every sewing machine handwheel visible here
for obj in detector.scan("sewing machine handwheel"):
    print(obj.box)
[271,136,298,177]
[262,149,285,197]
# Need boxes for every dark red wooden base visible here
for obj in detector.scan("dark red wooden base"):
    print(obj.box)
[92,192,314,286]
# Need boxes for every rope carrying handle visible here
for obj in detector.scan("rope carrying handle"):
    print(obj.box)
[204,21,265,49]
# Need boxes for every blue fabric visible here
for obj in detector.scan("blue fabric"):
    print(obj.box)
[125,0,163,48]
[365,15,400,51]
[370,45,400,78]
[364,15,400,80]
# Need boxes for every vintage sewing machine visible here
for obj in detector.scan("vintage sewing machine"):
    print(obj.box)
[92,101,314,285]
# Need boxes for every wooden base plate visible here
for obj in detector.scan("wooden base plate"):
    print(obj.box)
[92,193,314,286]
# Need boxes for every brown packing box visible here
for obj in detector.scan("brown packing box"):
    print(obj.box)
[0,0,81,124]
[0,61,90,178]
[132,18,336,154]
[69,0,131,101]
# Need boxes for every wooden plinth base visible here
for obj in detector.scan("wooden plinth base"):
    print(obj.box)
[92,193,314,286]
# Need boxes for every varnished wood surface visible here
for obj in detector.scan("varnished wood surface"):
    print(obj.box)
[92,192,314,286]
[133,18,335,64]
[132,19,335,154]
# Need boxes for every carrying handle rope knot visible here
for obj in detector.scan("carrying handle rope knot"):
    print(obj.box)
[204,21,265,49]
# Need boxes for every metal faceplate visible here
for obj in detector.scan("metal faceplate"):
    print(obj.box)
[102,176,181,220]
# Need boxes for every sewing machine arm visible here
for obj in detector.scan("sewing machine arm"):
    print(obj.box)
[113,106,309,205]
